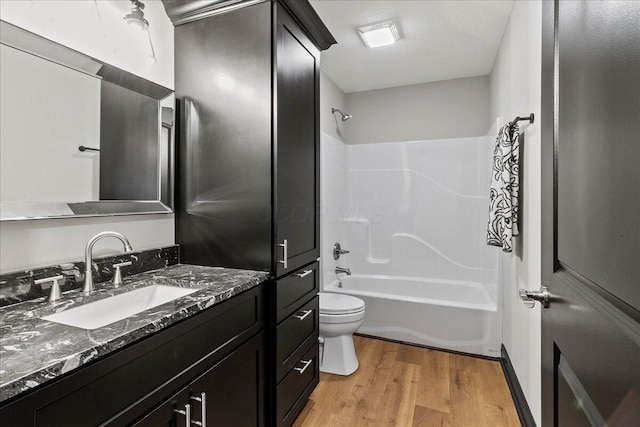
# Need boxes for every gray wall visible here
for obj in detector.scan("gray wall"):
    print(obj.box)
[344,75,490,144]
[0,1,175,273]
[489,1,543,423]
[320,71,347,143]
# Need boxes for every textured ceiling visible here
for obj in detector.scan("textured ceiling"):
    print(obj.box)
[310,0,515,93]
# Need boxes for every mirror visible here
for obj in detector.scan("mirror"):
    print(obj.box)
[0,20,174,221]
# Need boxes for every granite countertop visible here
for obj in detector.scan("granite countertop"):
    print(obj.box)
[0,264,270,403]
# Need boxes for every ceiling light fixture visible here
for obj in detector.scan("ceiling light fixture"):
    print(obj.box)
[358,21,400,48]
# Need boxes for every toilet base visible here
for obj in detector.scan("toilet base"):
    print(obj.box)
[320,334,359,375]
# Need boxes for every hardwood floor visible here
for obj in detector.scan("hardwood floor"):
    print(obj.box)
[293,336,520,427]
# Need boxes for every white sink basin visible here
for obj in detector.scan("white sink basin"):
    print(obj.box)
[42,285,198,330]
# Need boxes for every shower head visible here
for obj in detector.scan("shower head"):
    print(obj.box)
[331,108,352,121]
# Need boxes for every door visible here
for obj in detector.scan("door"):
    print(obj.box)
[541,1,640,426]
[274,3,321,277]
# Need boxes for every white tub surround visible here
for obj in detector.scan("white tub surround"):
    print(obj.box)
[320,134,349,287]
[320,134,501,357]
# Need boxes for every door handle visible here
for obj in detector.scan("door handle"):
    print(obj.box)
[519,286,550,308]
[278,239,288,269]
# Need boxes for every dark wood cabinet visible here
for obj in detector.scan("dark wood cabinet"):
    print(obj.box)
[275,261,319,322]
[0,284,267,427]
[171,0,333,278]
[165,1,334,425]
[276,296,319,382]
[135,331,266,427]
[273,3,321,277]
[276,341,320,427]
[272,262,320,426]
[191,331,266,427]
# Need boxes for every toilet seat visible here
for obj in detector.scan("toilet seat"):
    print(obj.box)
[319,293,365,315]
[320,309,364,324]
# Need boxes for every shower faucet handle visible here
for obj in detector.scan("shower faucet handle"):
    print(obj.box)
[333,242,350,260]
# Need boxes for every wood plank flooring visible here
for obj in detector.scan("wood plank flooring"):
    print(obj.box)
[293,336,520,427]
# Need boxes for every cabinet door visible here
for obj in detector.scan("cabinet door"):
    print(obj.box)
[175,1,273,271]
[274,3,321,277]
[190,331,266,427]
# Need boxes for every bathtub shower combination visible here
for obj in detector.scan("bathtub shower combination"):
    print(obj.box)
[321,133,500,357]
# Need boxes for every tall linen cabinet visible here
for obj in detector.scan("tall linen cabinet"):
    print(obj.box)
[164,0,335,425]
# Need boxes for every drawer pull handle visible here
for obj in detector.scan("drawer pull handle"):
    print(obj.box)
[294,359,313,374]
[296,269,313,278]
[278,239,288,269]
[175,404,191,425]
[191,392,206,427]
[293,309,313,321]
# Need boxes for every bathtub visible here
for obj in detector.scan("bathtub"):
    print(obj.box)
[324,275,501,357]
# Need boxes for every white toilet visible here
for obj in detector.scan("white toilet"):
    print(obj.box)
[319,292,366,375]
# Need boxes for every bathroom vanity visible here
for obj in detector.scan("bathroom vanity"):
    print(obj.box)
[0,250,322,427]
[0,264,269,426]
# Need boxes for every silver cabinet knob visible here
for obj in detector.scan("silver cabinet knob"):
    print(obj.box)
[519,286,550,308]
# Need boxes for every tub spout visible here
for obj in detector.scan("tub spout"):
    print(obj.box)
[335,267,351,276]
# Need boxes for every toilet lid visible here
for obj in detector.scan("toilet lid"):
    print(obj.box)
[319,293,365,315]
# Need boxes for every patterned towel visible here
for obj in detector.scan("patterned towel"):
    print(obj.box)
[487,123,520,252]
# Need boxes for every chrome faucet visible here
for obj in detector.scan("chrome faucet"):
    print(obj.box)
[83,232,133,294]
[335,267,351,276]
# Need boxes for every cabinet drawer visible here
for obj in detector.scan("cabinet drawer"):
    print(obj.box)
[276,296,319,382]
[275,262,318,323]
[276,341,319,427]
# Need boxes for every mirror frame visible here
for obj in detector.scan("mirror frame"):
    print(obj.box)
[0,20,175,221]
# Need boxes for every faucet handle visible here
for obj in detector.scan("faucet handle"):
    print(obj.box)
[333,243,350,260]
[34,275,64,302]
[112,261,132,288]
